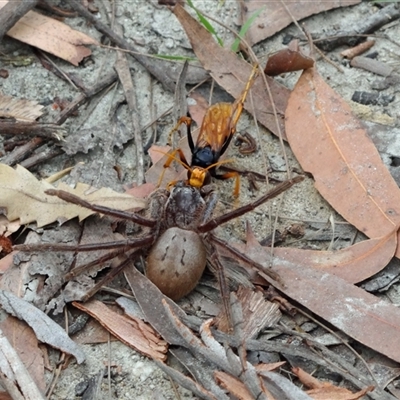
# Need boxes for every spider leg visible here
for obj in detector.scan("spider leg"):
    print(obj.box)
[14,235,154,253]
[208,233,282,285]
[208,247,233,332]
[79,254,136,302]
[198,176,303,233]
[45,189,156,228]
[64,248,128,281]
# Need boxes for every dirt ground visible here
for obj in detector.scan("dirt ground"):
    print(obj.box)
[1,1,400,399]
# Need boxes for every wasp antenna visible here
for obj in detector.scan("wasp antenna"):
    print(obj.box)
[152,148,193,173]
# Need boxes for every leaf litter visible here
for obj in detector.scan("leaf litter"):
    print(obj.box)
[1,1,400,399]
[241,0,361,46]
[285,67,400,256]
[1,163,146,227]
[0,290,85,364]
[0,0,98,66]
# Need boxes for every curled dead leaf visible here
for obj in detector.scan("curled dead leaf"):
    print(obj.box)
[285,68,400,256]
[265,49,314,76]
[0,163,146,227]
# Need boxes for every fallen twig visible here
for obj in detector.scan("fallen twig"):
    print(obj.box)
[313,3,400,51]
[114,45,145,184]
[0,120,66,140]
[1,137,43,166]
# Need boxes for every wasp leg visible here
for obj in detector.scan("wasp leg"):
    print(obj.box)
[167,116,192,146]
[214,170,240,198]
[230,64,259,127]
[157,147,190,187]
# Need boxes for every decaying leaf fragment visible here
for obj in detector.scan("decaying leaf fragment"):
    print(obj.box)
[244,226,397,284]
[293,367,373,399]
[217,286,281,335]
[0,326,46,400]
[224,237,400,364]
[242,0,361,46]
[0,316,45,393]
[73,300,168,361]
[0,163,146,227]
[0,290,85,364]
[0,93,43,121]
[285,67,400,256]
[0,1,98,66]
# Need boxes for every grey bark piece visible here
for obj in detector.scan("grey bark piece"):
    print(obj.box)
[0,290,85,364]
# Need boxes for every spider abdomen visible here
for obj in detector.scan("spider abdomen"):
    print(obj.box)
[146,227,206,300]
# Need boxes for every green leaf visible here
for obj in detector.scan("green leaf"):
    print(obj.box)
[153,54,197,61]
[231,7,264,53]
[186,0,224,47]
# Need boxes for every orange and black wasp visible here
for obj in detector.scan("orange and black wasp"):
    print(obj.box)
[161,65,259,196]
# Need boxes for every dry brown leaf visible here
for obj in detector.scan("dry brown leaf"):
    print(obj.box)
[245,227,396,284]
[0,1,98,66]
[124,264,189,347]
[72,300,168,361]
[0,163,146,227]
[214,371,255,400]
[256,362,286,373]
[148,145,172,166]
[174,3,290,138]
[0,93,43,121]
[0,290,85,363]
[265,49,314,76]
[306,387,372,400]
[243,0,361,46]
[293,367,373,400]
[0,316,45,393]
[285,68,400,256]
[221,238,400,364]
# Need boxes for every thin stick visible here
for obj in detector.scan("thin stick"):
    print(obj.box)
[115,51,145,184]
[1,137,43,166]
[0,121,65,140]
